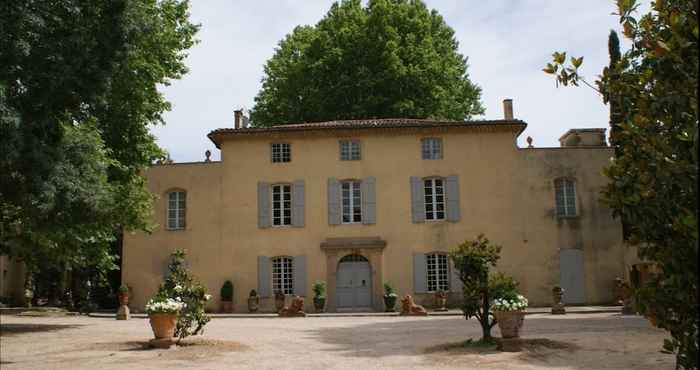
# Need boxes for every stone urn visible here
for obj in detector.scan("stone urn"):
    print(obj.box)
[274,291,286,312]
[247,290,259,313]
[119,292,129,306]
[384,295,397,312]
[494,310,525,339]
[434,291,448,311]
[148,313,177,348]
[551,286,566,315]
[313,296,326,313]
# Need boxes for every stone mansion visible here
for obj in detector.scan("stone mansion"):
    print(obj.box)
[118,100,640,313]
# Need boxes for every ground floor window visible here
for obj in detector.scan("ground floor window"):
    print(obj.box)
[426,253,449,292]
[272,256,293,294]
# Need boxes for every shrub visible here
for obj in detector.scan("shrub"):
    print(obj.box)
[119,284,129,294]
[489,272,519,301]
[312,280,326,298]
[383,282,396,297]
[220,280,233,301]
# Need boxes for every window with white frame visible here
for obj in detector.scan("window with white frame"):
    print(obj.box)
[554,178,577,217]
[421,138,442,160]
[167,190,186,230]
[340,140,361,160]
[427,253,449,292]
[271,143,291,163]
[272,184,292,226]
[424,178,445,220]
[341,180,362,223]
[272,257,293,295]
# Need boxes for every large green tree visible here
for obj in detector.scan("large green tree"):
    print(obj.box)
[250,0,483,126]
[0,0,198,304]
[544,0,698,368]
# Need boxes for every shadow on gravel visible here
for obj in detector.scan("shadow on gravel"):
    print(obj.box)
[0,323,83,337]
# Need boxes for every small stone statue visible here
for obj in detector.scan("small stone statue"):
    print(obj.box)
[551,286,566,314]
[526,136,534,148]
[204,150,211,162]
[434,290,448,311]
[278,296,306,317]
[400,295,428,316]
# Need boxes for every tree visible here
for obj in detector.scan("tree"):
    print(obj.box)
[0,0,198,306]
[250,0,484,126]
[544,1,698,368]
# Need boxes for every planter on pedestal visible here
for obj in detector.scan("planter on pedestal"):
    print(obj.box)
[494,310,525,339]
[247,290,259,313]
[313,296,326,313]
[383,295,397,312]
[274,291,285,313]
[148,313,178,348]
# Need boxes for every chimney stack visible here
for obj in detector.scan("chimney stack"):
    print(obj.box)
[234,109,242,129]
[503,99,514,120]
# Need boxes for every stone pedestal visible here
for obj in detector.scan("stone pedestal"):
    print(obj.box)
[551,286,566,315]
[498,338,522,352]
[116,304,130,320]
[148,338,174,349]
[551,304,566,315]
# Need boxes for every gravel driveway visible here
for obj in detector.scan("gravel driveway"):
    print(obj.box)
[0,312,674,369]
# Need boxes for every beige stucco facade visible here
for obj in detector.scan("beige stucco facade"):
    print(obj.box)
[123,116,630,313]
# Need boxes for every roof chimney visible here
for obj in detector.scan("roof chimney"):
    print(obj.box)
[234,109,242,129]
[503,99,514,120]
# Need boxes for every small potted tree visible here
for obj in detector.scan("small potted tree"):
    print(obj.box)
[492,294,528,338]
[247,289,259,312]
[145,293,184,347]
[220,280,234,313]
[312,280,326,313]
[383,282,398,312]
[118,284,129,306]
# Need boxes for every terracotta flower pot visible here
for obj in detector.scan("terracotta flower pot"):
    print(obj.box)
[149,313,178,340]
[221,300,233,313]
[119,293,129,306]
[494,310,525,339]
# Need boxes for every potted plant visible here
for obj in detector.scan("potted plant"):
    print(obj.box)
[247,289,259,312]
[145,293,185,346]
[274,290,285,312]
[383,282,398,312]
[492,294,528,339]
[118,284,129,306]
[434,289,448,311]
[312,280,326,313]
[220,280,234,313]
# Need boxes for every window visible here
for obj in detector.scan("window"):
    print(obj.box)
[555,178,577,217]
[340,140,361,160]
[271,143,291,163]
[341,180,362,223]
[427,253,449,292]
[272,257,293,295]
[272,184,292,226]
[424,178,445,220]
[167,191,186,230]
[421,138,442,160]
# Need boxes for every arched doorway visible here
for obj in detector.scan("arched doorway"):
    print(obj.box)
[336,254,372,310]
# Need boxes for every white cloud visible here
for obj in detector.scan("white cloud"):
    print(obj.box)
[155,0,629,161]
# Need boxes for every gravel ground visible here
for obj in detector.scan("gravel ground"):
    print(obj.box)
[0,313,674,370]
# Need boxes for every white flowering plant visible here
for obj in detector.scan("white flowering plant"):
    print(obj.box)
[145,295,185,314]
[492,295,528,312]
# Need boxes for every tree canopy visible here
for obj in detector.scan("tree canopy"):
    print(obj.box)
[250,0,484,126]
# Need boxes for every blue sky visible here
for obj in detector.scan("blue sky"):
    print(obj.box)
[154,1,630,162]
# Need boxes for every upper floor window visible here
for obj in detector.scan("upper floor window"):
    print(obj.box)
[340,140,361,160]
[167,190,186,230]
[271,143,291,163]
[341,180,362,223]
[421,138,442,160]
[426,253,449,292]
[424,178,445,221]
[554,178,577,217]
[272,184,292,226]
[272,256,294,295]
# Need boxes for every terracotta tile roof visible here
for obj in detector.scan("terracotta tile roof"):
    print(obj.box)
[207,118,527,148]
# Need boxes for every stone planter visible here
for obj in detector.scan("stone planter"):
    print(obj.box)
[119,292,129,306]
[247,296,259,312]
[148,313,177,348]
[494,310,525,339]
[434,291,448,311]
[384,295,397,312]
[221,300,233,313]
[274,292,285,312]
[313,297,326,313]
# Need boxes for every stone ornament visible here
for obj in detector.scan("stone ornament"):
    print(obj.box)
[551,286,566,315]
[399,295,428,316]
[434,291,448,312]
[274,291,286,312]
[278,296,306,317]
[613,277,625,305]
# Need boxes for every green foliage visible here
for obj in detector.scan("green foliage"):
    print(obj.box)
[220,280,233,301]
[0,0,198,305]
[312,280,326,298]
[383,282,396,297]
[488,272,519,302]
[157,250,211,342]
[449,234,503,341]
[250,0,483,126]
[544,1,698,368]
[119,284,129,294]
[249,289,258,297]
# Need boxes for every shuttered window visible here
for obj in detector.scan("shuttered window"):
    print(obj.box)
[272,257,293,295]
[272,184,292,226]
[341,180,362,223]
[424,178,445,220]
[340,140,361,160]
[555,178,577,217]
[421,138,442,160]
[426,253,449,292]
[271,143,291,163]
[167,191,186,230]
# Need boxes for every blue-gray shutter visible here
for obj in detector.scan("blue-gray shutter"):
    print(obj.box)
[410,177,425,223]
[327,177,341,225]
[361,176,376,225]
[450,259,463,293]
[293,255,306,296]
[292,180,305,227]
[257,256,271,298]
[445,175,461,222]
[257,182,271,228]
[413,253,427,293]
